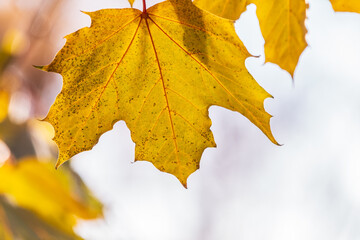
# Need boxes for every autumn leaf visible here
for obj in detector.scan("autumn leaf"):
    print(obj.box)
[252,0,308,77]
[330,0,360,13]
[0,158,102,234]
[40,0,277,186]
[193,0,247,21]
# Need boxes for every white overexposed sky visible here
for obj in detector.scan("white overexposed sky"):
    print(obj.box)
[40,0,360,239]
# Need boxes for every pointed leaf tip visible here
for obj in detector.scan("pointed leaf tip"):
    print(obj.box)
[55,159,64,169]
[128,0,135,8]
[33,65,45,70]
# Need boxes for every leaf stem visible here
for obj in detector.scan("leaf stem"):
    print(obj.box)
[142,0,147,13]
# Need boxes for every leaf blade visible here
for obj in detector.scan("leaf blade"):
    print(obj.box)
[251,0,308,77]
[0,158,102,236]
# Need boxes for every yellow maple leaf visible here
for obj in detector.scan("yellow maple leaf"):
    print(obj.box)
[330,0,360,13]
[0,158,102,234]
[193,0,248,21]
[40,0,277,186]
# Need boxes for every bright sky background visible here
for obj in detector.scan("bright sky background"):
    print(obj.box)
[37,0,360,239]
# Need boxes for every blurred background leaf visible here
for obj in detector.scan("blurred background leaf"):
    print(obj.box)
[0,158,102,239]
[0,195,81,240]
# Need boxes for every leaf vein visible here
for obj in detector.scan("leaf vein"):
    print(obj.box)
[171,110,212,143]
[145,17,180,163]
